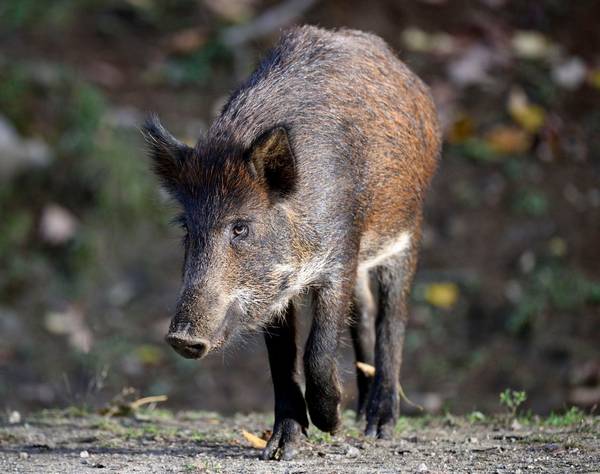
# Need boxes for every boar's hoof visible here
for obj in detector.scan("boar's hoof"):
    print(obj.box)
[305,384,341,433]
[365,383,399,439]
[365,419,394,440]
[261,418,306,461]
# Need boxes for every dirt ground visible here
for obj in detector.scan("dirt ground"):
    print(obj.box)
[1,410,598,473]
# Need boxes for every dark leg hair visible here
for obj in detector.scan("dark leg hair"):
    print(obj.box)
[304,268,355,433]
[365,234,419,439]
[262,302,308,460]
[349,271,376,419]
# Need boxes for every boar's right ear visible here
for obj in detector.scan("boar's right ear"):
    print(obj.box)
[141,114,192,193]
[247,126,296,200]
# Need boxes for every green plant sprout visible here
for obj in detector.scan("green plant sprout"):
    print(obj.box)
[499,388,527,418]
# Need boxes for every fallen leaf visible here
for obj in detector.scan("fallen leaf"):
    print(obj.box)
[424,283,459,309]
[508,88,546,133]
[447,115,475,144]
[511,104,545,133]
[356,362,376,377]
[242,430,267,449]
[511,31,557,59]
[485,126,531,154]
[401,27,429,52]
[129,395,168,411]
[99,393,168,417]
[401,28,456,54]
[168,29,207,55]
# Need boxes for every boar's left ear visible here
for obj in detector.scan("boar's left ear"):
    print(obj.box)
[247,126,296,199]
[141,114,192,193]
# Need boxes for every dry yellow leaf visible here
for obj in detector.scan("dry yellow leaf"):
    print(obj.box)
[511,104,545,133]
[508,88,546,133]
[242,430,267,449]
[129,395,168,410]
[99,394,168,417]
[424,283,459,309]
[356,361,376,377]
[485,126,531,154]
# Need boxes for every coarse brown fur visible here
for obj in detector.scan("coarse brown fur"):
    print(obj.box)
[142,25,441,460]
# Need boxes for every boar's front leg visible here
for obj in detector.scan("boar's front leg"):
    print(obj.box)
[262,302,308,461]
[304,273,355,433]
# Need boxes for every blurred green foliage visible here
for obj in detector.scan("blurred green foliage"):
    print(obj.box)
[164,40,233,86]
[544,406,585,427]
[512,189,549,217]
[508,263,600,334]
[0,60,164,304]
[0,0,86,31]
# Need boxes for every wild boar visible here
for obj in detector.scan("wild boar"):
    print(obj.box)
[142,25,440,460]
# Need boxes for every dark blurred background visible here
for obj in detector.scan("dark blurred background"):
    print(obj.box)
[1,0,599,417]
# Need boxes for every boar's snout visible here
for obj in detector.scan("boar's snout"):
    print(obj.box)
[165,332,211,360]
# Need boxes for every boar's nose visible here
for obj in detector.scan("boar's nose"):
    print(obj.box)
[166,333,211,359]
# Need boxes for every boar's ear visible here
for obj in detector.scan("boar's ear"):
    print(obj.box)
[247,126,296,199]
[141,114,192,192]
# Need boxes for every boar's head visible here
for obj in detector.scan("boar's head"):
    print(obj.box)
[142,115,302,359]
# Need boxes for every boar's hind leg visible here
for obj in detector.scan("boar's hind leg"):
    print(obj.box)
[262,302,309,461]
[365,240,419,439]
[304,273,355,434]
[349,271,376,420]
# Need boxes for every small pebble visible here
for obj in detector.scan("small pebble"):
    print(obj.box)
[417,462,428,472]
[9,411,21,424]
[543,443,560,452]
[345,446,360,458]
[80,450,90,458]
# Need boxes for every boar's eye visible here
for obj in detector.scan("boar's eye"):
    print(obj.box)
[230,222,249,242]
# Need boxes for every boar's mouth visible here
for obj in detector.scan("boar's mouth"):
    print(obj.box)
[165,333,211,359]
[166,300,244,360]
